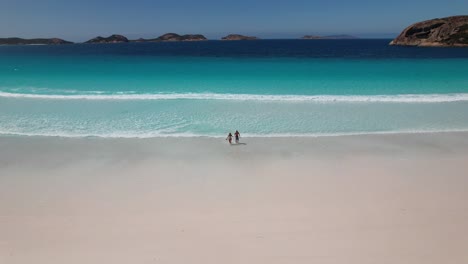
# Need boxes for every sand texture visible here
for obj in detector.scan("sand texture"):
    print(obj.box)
[1,133,468,264]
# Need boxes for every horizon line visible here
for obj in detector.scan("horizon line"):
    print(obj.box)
[0,35,398,43]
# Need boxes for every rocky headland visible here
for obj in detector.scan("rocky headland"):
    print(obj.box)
[0,38,73,45]
[221,34,258,40]
[85,34,129,44]
[390,16,468,47]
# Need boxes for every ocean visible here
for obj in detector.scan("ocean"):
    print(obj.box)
[1,39,468,138]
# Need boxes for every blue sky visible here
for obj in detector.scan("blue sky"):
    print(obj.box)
[0,0,466,41]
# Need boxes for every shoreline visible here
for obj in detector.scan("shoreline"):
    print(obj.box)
[1,129,468,139]
[2,131,468,162]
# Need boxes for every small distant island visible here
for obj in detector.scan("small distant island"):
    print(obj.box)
[85,34,129,44]
[136,33,207,42]
[84,33,207,44]
[157,33,207,41]
[221,34,258,40]
[390,15,468,47]
[0,37,73,45]
[302,35,358,40]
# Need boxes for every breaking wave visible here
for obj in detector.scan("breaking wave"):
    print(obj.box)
[1,129,468,139]
[1,91,468,103]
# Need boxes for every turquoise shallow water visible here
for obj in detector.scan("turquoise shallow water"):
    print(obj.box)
[1,56,468,96]
[1,40,468,137]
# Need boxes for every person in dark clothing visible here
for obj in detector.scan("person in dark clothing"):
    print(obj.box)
[234,130,240,144]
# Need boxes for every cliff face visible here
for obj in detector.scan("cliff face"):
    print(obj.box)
[0,38,73,45]
[390,16,468,47]
[85,35,129,44]
[221,34,258,40]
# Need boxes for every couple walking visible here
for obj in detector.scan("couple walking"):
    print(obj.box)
[226,130,241,144]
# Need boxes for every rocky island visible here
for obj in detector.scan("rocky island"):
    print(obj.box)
[221,34,258,40]
[158,33,207,41]
[302,35,358,39]
[135,33,207,42]
[84,34,129,44]
[390,15,468,47]
[0,38,73,45]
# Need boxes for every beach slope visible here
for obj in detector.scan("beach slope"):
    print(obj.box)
[1,133,468,264]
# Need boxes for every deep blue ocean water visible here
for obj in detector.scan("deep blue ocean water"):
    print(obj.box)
[1,39,467,137]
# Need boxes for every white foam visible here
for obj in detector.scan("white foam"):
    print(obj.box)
[1,129,468,139]
[1,91,468,103]
[0,130,210,139]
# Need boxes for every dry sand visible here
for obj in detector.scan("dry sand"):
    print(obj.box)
[1,133,468,264]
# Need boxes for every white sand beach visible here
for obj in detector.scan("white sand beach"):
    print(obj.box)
[1,132,468,264]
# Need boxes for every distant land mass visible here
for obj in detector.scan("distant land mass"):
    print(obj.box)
[302,34,358,39]
[0,37,73,45]
[390,15,468,47]
[221,34,258,40]
[134,33,207,42]
[85,34,129,44]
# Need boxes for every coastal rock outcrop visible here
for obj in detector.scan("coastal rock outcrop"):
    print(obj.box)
[390,16,468,47]
[85,34,129,44]
[0,38,73,45]
[221,34,258,40]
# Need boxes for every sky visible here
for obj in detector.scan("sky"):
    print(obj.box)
[0,0,467,41]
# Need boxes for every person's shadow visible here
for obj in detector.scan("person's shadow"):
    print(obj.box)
[231,143,247,146]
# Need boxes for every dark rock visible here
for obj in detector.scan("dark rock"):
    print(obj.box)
[0,37,73,45]
[390,16,468,47]
[221,34,258,40]
[84,34,129,44]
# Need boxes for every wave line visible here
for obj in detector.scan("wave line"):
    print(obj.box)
[1,129,468,139]
[1,91,468,103]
